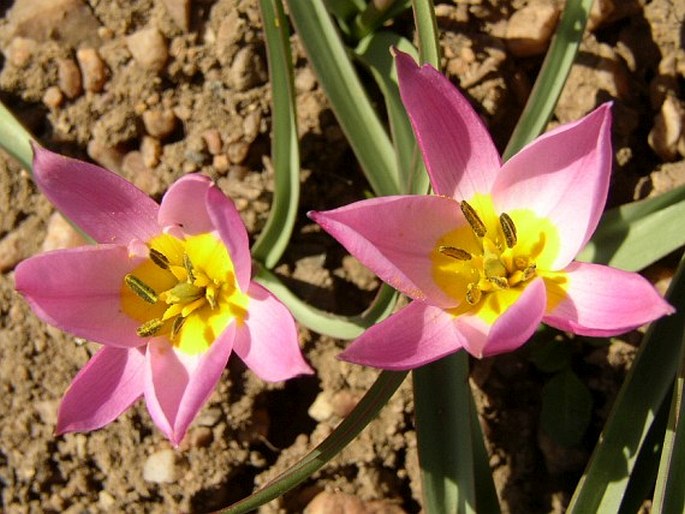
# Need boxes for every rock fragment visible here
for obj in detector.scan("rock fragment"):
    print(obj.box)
[126,28,168,72]
[649,95,685,161]
[57,58,83,98]
[142,109,177,139]
[161,0,190,32]
[505,0,561,57]
[76,48,107,93]
[142,449,187,484]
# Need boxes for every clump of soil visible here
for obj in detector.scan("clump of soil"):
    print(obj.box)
[0,0,683,512]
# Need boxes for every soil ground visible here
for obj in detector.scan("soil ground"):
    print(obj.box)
[0,0,683,512]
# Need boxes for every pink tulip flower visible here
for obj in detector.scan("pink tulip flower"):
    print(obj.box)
[16,146,312,445]
[309,51,674,370]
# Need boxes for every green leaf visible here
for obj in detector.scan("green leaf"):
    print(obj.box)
[567,254,685,513]
[352,0,411,40]
[652,331,685,513]
[541,370,593,447]
[287,0,400,197]
[354,32,429,194]
[251,0,301,269]
[0,101,35,173]
[502,0,594,160]
[254,265,397,339]
[528,337,573,373]
[577,184,685,271]
[219,370,408,514]
[411,0,440,67]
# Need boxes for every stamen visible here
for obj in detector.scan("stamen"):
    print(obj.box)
[125,274,158,304]
[486,276,509,289]
[460,201,487,237]
[499,212,517,248]
[137,318,164,337]
[465,283,482,305]
[439,245,472,261]
[149,248,170,270]
[521,263,536,281]
[183,254,196,282]
[170,316,185,340]
[206,284,218,309]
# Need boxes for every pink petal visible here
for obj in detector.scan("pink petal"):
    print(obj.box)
[543,261,675,337]
[144,324,235,445]
[456,278,547,358]
[492,104,613,270]
[206,183,252,292]
[57,346,145,434]
[158,174,214,235]
[338,301,465,370]
[234,281,312,381]
[395,50,501,200]
[15,245,144,348]
[32,144,159,244]
[310,195,464,307]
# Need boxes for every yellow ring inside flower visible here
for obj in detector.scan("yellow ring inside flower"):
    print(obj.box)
[431,194,567,323]
[121,232,248,355]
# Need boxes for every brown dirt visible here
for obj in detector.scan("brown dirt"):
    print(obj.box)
[0,0,683,512]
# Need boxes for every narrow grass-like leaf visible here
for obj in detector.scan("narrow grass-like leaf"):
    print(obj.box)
[567,255,685,513]
[354,32,429,194]
[0,101,35,172]
[353,0,411,40]
[287,0,400,197]
[254,265,397,339]
[652,330,685,513]
[413,352,476,514]
[251,0,301,268]
[577,185,685,271]
[220,370,408,514]
[502,0,593,160]
[411,0,440,67]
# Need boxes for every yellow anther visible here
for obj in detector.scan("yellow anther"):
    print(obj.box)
[439,245,472,261]
[486,276,509,290]
[499,212,517,248]
[125,274,158,304]
[465,283,482,305]
[137,318,164,337]
[170,316,185,340]
[460,201,487,237]
[149,248,170,270]
[183,254,196,282]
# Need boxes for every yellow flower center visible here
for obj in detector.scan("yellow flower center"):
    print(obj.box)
[121,232,248,355]
[432,194,563,322]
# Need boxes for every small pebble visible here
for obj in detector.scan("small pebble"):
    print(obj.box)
[506,0,560,57]
[127,27,168,72]
[227,141,249,164]
[140,136,162,167]
[308,392,333,422]
[213,154,229,173]
[57,58,82,99]
[42,212,87,251]
[202,128,223,155]
[87,139,125,172]
[142,449,185,484]
[142,109,177,139]
[122,151,160,194]
[76,48,107,93]
[42,86,63,109]
[7,37,37,67]
[161,0,190,31]
[242,110,261,142]
[229,45,266,91]
[648,94,684,161]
